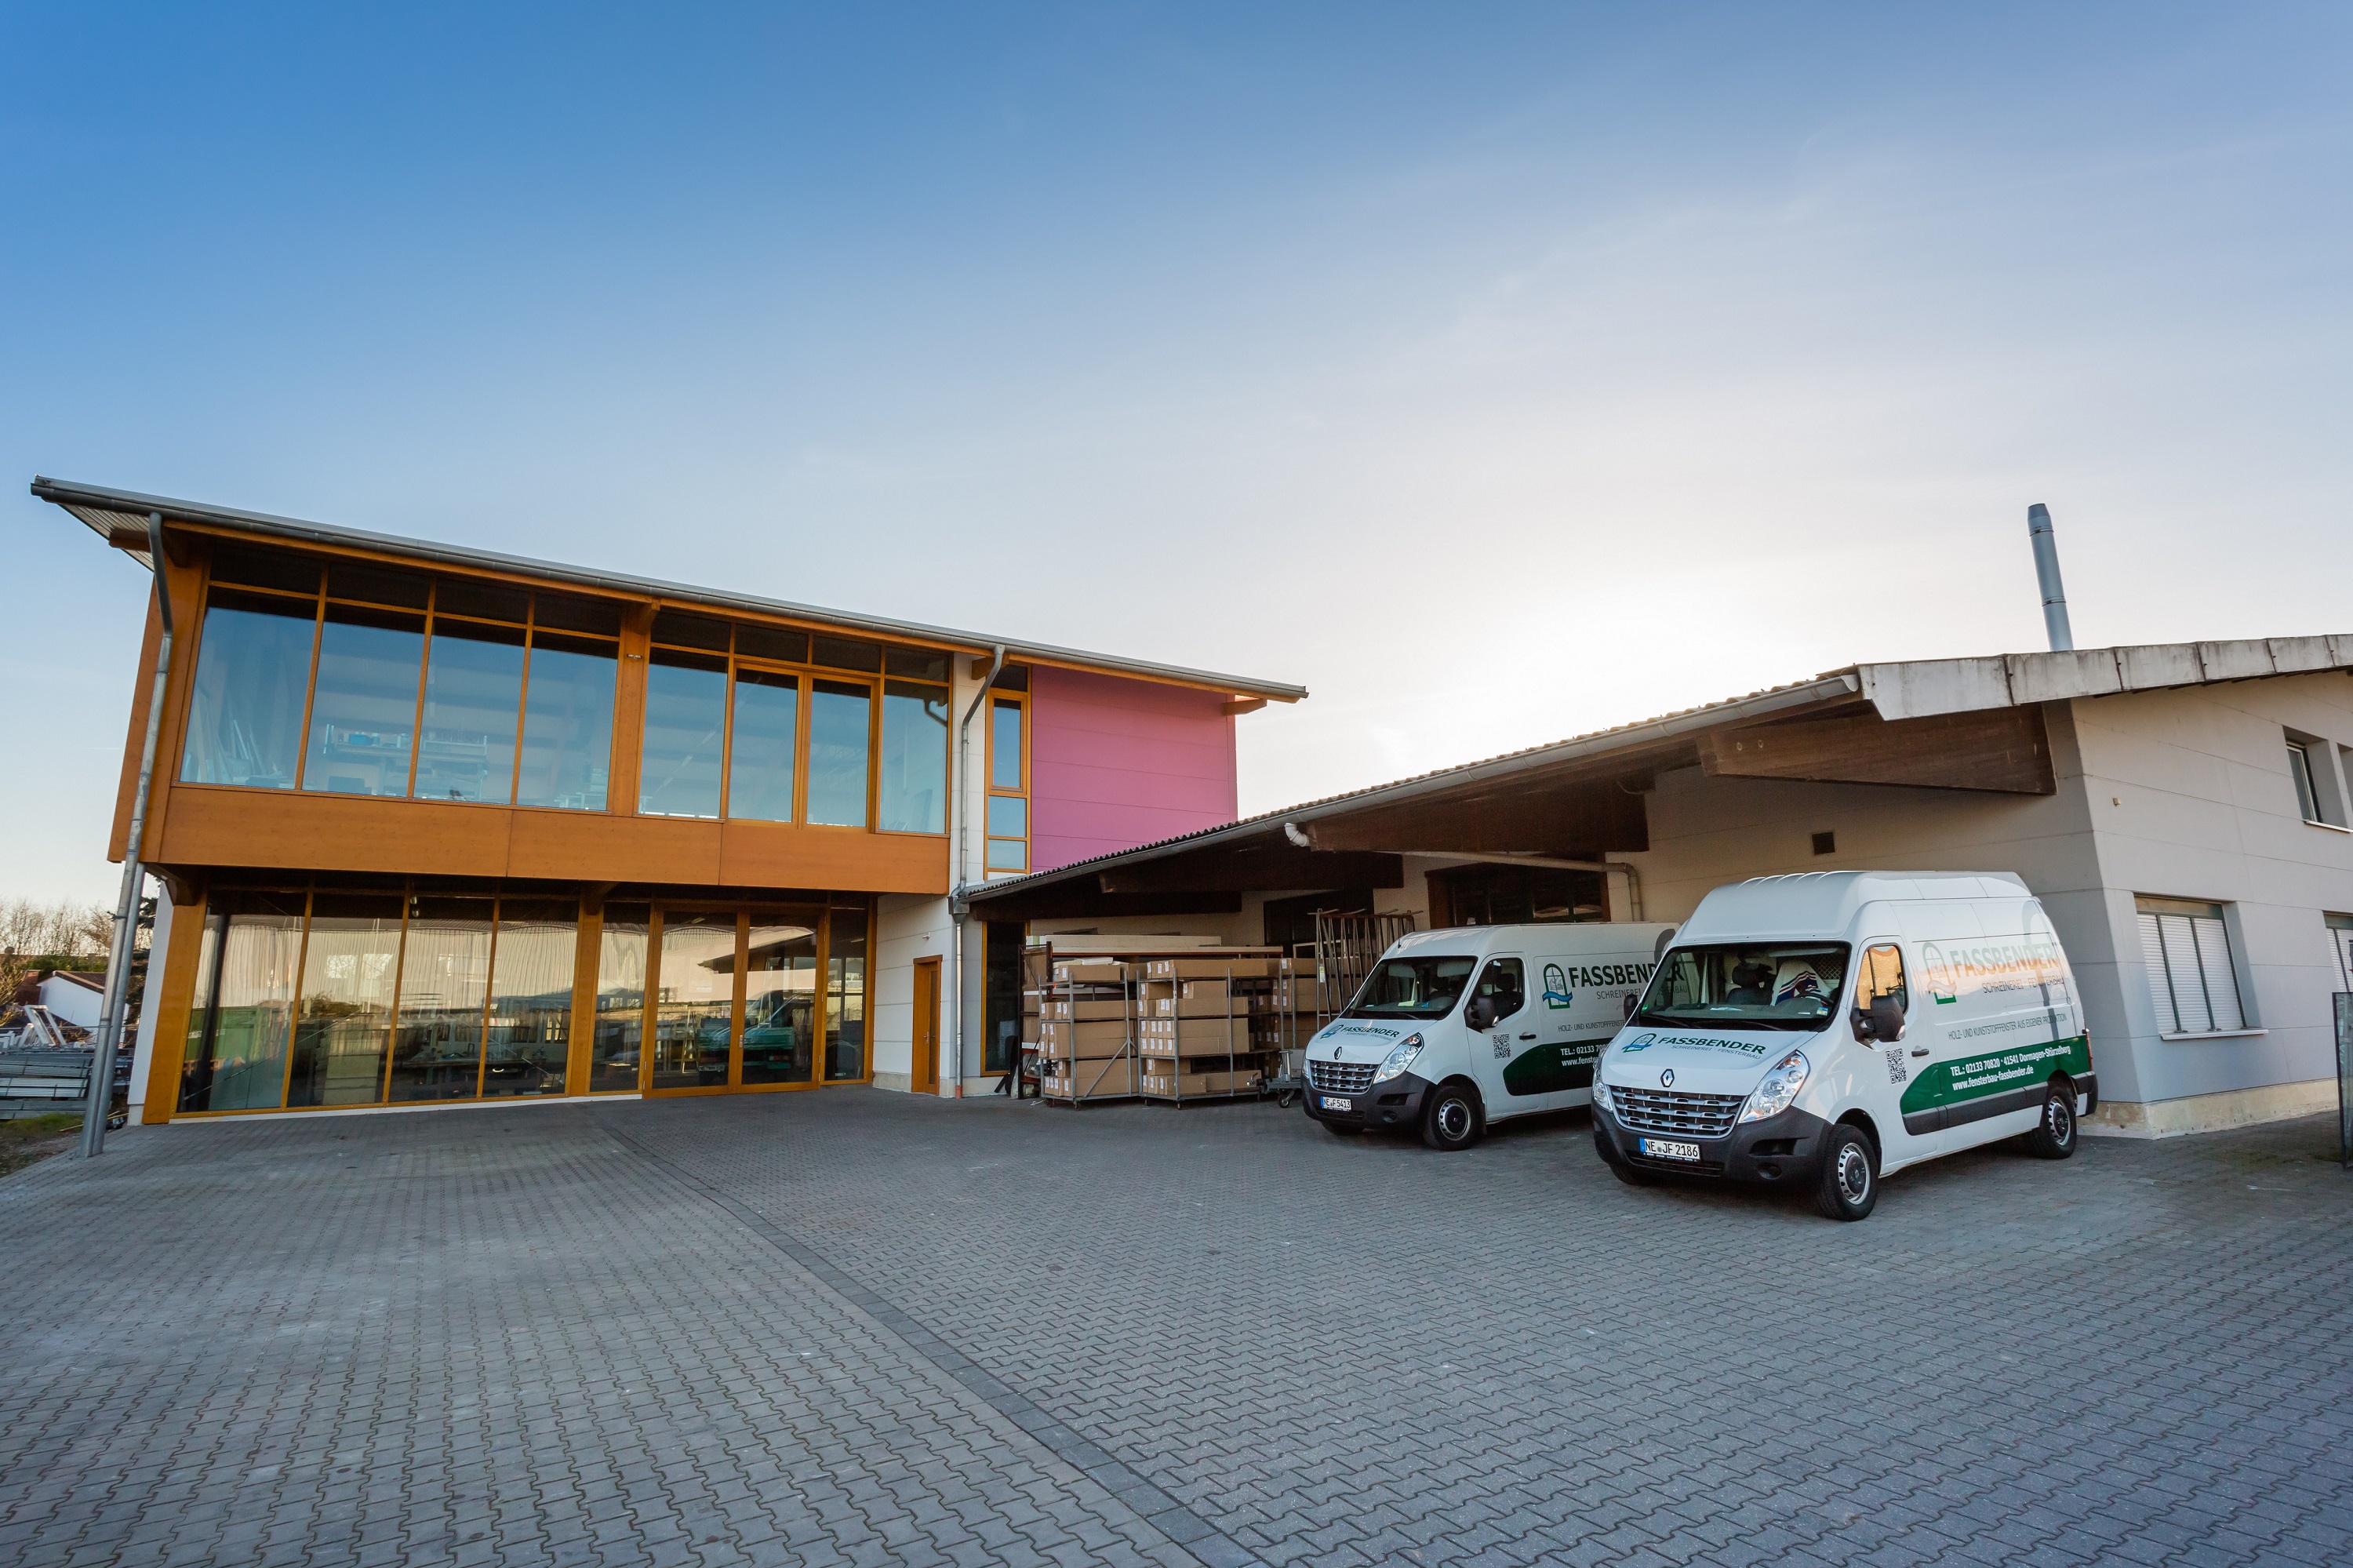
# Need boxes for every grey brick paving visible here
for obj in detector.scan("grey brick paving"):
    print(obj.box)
[4,1094,2351,1566]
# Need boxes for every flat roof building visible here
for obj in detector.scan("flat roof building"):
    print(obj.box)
[35,478,1302,1122]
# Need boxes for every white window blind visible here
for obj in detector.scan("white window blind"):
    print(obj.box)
[2327,913,2353,994]
[2136,897,2245,1034]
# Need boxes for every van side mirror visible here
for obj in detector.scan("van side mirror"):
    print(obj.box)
[1851,995,1907,1043]
[1464,995,1497,1031]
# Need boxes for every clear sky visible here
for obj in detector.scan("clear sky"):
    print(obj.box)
[5,3,2348,902]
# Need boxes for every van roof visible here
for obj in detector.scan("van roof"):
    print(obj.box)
[1680,871,2031,942]
[1389,922,1674,956]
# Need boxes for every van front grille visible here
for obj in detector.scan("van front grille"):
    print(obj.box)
[1611,1085,1745,1138]
[1307,1060,1377,1093]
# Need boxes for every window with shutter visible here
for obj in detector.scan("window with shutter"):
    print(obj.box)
[2326,913,2353,995]
[2134,897,2246,1035]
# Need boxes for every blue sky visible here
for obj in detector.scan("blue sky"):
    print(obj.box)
[5,3,2349,900]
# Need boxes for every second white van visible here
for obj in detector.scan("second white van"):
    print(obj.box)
[1590,871,2095,1220]
[1304,922,1675,1149]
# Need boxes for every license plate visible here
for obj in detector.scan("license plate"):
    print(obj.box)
[1639,1137,1700,1162]
[1319,1095,1353,1111]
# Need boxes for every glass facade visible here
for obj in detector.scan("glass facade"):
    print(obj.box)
[180,591,314,788]
[304,607,426,797]
[986,693,1028,874]
[517,635,616,809]
[484,900,578,1096]
[878,682,950,832]
[177,891,303,1111]
[639,652,728,818]
[416,622,525,804]
[387,897,495,1101]
[807,681,871,828]
[728,670,800,823]
[743,914,820,1084]
[287,894,404,1106]
[824,900,868,1081]
[652,912,736,1089]
[591,904,649,1093]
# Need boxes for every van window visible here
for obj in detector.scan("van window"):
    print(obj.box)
[1635,943,1850,1031]
[1473,958,1526,1021]
[1856,944,1907,1011]
[1346,955,1478,1019]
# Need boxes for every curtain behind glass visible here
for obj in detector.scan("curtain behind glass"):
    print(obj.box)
[653,912,735,1088]
[387,897,493,1102]
[303,606,424,797]
[517,634,617,810]
[591,904,649,1092]
[824,901,867,1081]
[878,681,948,833]
[484,899,576,1097]
[287,895,403,1106]
[728,669,799,822]
[177,892,303,1111]
[806,680,871,828]
[743,915,819,1085]
[639,651,726,818]
[180,591,314,788]
[416,621,525,803]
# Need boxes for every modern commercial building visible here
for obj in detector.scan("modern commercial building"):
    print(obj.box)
[973,638,2353,1136]
[34,478,1301,1123]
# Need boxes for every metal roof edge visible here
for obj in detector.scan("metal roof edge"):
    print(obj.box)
[29,475,1308,703]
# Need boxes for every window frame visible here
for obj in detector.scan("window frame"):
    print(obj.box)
[2134,894,2258,1039]
[984,689,1031,876]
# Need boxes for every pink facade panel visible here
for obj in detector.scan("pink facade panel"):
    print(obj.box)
[1027,666,1239,872]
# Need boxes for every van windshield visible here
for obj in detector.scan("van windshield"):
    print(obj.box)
[1633,943,1850,1031]
[1345,955,1478,1019]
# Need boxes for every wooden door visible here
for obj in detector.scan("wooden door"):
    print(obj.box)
[911,957,941,1094]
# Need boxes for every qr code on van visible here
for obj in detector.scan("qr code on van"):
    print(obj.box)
[1493,1037,1512,1060]
[1884,1048,1907,1085]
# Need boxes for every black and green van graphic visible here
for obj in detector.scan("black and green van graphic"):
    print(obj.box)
[1899,1035,2089,1134]
[1503,1039,1602,1097]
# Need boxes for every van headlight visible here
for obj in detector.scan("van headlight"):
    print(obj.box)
[1740,1050,1809,1122]
[1372,1033,1424,1083]
[1591,1079,1613,1113]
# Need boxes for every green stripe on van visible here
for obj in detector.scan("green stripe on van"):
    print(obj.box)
[1898,1034,2090,1118]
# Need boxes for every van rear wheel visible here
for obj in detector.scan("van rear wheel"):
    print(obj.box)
[2023,1080,2078,1159]
[1421,1082,1482,1151]
[1813,1124,1878,1221]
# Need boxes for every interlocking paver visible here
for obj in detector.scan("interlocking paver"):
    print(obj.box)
[3,1092,2351,1566]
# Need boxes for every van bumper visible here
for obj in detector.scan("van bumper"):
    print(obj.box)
[1303,1071,1431,1131]
[1591,1103,1835,1185]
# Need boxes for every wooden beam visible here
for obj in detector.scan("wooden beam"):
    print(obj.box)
[1096,846,1402,894]
[1700,705,2054,794]
[1304,778,1650,857]
[1222,698,1267,717]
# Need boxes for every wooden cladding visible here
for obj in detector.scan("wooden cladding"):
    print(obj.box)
[1700,705,2055,795]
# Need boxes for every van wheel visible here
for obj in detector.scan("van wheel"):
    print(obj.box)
[2023,1081,2078,1159]
[1813,1124,1877,1221]
[1421,1082,1482,1151]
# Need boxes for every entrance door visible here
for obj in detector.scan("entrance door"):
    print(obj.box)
[912,957,941,1094]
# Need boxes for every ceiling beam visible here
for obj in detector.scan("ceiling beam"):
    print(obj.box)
[1699,704,2055,794]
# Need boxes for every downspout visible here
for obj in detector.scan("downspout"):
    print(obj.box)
[82,512,172,1157]
[949,644,1006,1097]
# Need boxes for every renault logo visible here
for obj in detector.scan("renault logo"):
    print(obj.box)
[1660,1068,1675,1088]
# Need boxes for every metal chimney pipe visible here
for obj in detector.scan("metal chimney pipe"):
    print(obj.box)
[2027,502,2074,653]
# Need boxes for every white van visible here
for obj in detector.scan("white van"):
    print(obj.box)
[1303,922,1676,1149]
[1590,871,2095,1221]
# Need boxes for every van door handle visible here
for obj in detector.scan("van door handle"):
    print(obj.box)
[1518,1032,1537,1040]
[1910,1047,1931,1057]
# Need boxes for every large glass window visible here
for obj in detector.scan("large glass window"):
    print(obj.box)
[878,680,949,832]
[639,650,727,818]
[177,891,303,1111]
[728,669,800,823]
[517,633,616,810]
[303,606,425,797]
[416,622,525,804]
[653,912,735,1089]
[591,904,649,1093]
[743,914,819,1085]
[806,680,872,828]
[286,894,404,1105]
[387,897,493,1102]
[484,899,576,1097]
[180,590,315,788]
[824,901,868,1081]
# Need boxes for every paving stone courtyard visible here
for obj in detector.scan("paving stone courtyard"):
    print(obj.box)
[4,1090,2351,1567]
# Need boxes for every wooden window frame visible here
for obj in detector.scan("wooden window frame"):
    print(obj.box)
[984,690,1031,877]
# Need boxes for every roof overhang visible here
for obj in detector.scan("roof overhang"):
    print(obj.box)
[31,476,1308,704]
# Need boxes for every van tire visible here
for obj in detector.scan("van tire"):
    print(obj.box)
[1421,1081,1483,1152]
[2023,1080,2078,1159]
[1813,1124,1878,1221]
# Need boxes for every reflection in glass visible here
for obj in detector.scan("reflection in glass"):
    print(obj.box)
[879,681,949,832]
[986,795,1027,839]
[824,901,867,1081]
[728,669,799,822]
[986,836,1027,871]
[180,591,315,789]
[387,897,493,1101]
[303,606,424,797]
[177,891,303,1111]
[591,904,648,1092]
[517,635,616,809]
[287,895,403,1106]
[991,699,1023,790]
[639,651,726,818]
[416,621,524,803]
[653,912,735,1089]
[742,916,819,1085]
[807,680,871,828]
[483,899,576,1097]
